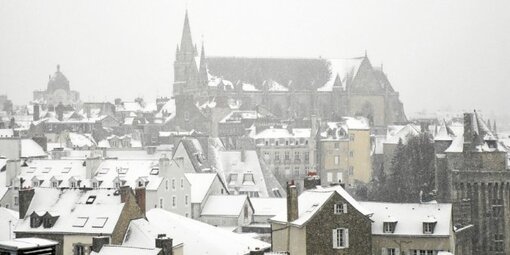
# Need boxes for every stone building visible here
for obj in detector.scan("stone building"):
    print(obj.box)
[171,11,407,135]
[435,111,510,254]
[33,65,80,108]
[269,184,372,255]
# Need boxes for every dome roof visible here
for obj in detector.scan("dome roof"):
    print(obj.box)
[47,65,70,92]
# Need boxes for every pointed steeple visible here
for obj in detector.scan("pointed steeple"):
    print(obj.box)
[180,10,195,55]
[493,120,498,136]
[199,39,208,84]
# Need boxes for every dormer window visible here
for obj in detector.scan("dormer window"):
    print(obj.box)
[423,222,436,234]
[383,222,397,233]
[334,203,347,214]
[30,212,43,228]
[242,173,255,185]
[228,174,238,186]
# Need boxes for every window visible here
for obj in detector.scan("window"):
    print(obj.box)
[74,244,85,255]
[272,188,282,198]
[172,179,176,190]
[304,152,310,163]
[150,168,159,175]
[294,151,300,160]
[265,140,269,146]
[159,198,164,208]
[332,228,348,248]
[180,178,184,189]
[86,195,97,204]
[327,172,333,183]
[172,196,176,207]
[334,156,339,165]
[334,142,339,149]
[72,217,89,227]
[274,152,280,161]
[14,196,18,206]
[165,180,169,191]
[294,166,300,176]
[383,222,396,233]
[185,195,189,205]
[412,250,434,255]
[117,167,128,174]
[91,217,108,228]
[349,151,353,157]
[229,174,238,186]
[62,167,72,173]
[334,203,347,214]
[423,223,435,234]
[52,181,59,188]
[284,151,290,160]
[387,248,397,255]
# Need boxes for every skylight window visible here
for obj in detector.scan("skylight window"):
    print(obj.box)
[27,167,36,173]
[42,167,52,173]
[86,195,97,204]
[61,167,71,173]
[98,168,109,174]
[91,217,108,228]
[72,217,89,227]
[150,168,159,175]
[117,167,128,174]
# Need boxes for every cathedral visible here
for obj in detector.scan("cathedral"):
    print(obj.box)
[33,65,81,108]
[173,11,407,129]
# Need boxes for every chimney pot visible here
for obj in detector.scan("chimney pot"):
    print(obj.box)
[91,236,110,253]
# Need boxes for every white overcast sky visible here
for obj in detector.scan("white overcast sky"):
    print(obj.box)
[0,0,509,114]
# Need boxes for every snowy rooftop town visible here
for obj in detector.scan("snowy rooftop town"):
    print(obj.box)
[1,2,509,255]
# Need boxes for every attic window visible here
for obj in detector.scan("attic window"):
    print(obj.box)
[42,167,52,173]
[423,222,436,234]
[98,168,109,174]
[242,173,255,185]
[86,195,97,204]
[272,188,282,198]
[228,174,238,186]
[91,217,108,228]
[62,167,71,173]
[334,203,347,214]
[72,217,89,227]
[150,168,159,175]
[306,203,319,213]
[383,222,397,233]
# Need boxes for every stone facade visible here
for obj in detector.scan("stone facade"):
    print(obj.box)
[435,112,510,254]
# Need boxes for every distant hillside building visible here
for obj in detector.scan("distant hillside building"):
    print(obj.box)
[33,65,80,108]
[172,11,407,133]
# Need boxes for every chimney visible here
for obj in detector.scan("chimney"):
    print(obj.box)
[33,104,40,121]
[6,160,21,187]
[146,146,157,155]
[240,149,246,162]
[19,187,35,219]
[155,234,173,255]
[303,175,321,190]
[286,181,299,222]
[85,156,101,179]
[119,186,132,203]
[91,236,110,253]
[135,187,146,217]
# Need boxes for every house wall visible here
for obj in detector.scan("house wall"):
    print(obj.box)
[271,223,307,255]
[172,143,196,173]
[371,235,451,255]
[305,193,372,255]
[111,191,144,245]
[349,129,372,184]
[319,140,350,186]
[0,139,21,160]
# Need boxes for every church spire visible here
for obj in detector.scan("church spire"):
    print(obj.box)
[180,10,195,55]
[199,38,208,84]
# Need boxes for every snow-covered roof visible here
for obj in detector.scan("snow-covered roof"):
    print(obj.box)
[21,139,47,158]
[385,124,421,145]
[251,198,286,217]
[0,238,58,250]
[0,207,18,240]
[0,129,14,138]
[270,185,371,227]
[90,245,161,255]
[265,80,288,92]
[130,209,269,254]
[253,127,311,139]
[15,188,125,235]
[316,58,364,92]
[360,201,452,236]
[68,133,96,148]
[184,173,218,204]
[343,117,370,130]
[201,195,250,217]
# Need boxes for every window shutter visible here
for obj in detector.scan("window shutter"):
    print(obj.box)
[344,203,348,213]
[381,248,388,255]
[333,204,337,214]
[344,228,349,248]
[332,229,338,248]
[395,248,400,255]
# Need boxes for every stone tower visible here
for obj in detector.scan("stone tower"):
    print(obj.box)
[435,111,510,254]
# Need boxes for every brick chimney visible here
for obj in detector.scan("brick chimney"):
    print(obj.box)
[91,236,110,253]
[6,159,21,187]
[463,112,475,151]
[119,186,132,203]
[33,104,40,121]
[85,156,101,179]
[286,180,299,222]
[155,234,173,255]
[19,187,35,219]
[135,187,146,217]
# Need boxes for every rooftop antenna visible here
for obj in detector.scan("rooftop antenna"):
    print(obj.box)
[364,50,367,58]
